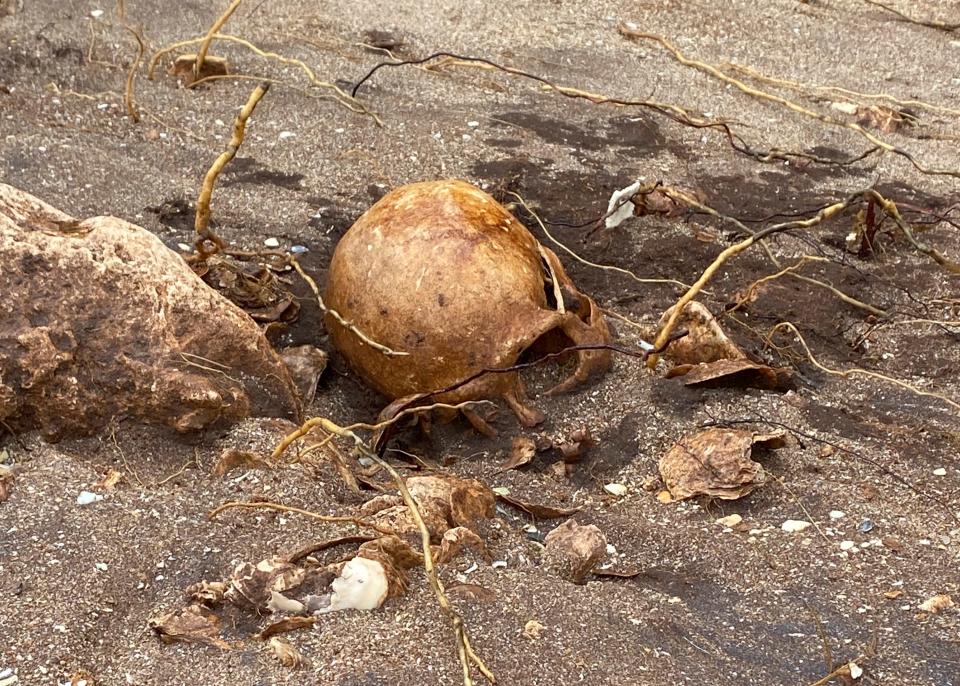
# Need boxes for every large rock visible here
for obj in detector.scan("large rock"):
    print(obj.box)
[0,184,300,440]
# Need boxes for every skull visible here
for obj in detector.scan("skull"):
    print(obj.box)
[324,180,611,428]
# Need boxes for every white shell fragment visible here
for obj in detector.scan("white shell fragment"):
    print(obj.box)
[780,519,811,533]
[76,491,104,506]
[267,590,306,615]
[318,557,389,613]
[603,483,628,497]
[604,180,641,230]
[848,662,863,680]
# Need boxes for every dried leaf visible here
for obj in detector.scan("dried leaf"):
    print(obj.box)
[523,619,545,639]
[279,345,328,405]
[435,526,488,565]
[284,535,375,564]
[666,358,793,390]
[210,449,272,477]
[94,468,123,492]
[225,557,306,610]
[500,436,537,471]
[268,636,304,668]
[855,105,906,133]
[148,604,230,649]
[657,301,744,366]
[495,492,581,519]
[168,54,230,84]
[259,616,316,639]
[267,591,306,615]
[659,428,786,500]
[0,466,13,503]
[407,475,496,529]
[919,594,954,613]
[185,580,227,606]
[556,427,594,462]
[446,583,497,603]
[592,567,642,579]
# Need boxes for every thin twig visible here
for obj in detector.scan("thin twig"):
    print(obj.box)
[771,321,960,413]
[194,81,270,259]
[289,256,407,357]
[208,499,395,535]
[272,419,496,685]
[861,0,959,31]
[121,24,144,123]
[619,28,960,178]
[195,0,244,79]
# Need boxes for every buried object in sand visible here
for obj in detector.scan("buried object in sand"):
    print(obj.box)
[324,180,612,427]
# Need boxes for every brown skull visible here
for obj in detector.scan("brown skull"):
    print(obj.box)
[324,180,611,427]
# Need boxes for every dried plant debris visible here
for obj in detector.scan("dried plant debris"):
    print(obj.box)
[325,180,612,429]
[267,636,305,668]
[658,301,745,365]
[495,490,582,519]
[94,468,123,492]
[604,180,705,229]
[225,557,306,611]
[500,436,537,472]
[0,463,15,503]
[258,616,316,639]
[542,518,607,583]
[169,54,229,84]
[666,358,793,390]
[279,345,328,405]
[197,258,300,324]
[148,605,230,649]
[918,594,954,614]
[658,301,789,389]
[659,427,787,500]
[210,448,273,476]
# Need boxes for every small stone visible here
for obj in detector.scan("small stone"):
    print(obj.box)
[76,491,104,506]
[278,131,296,141]
[715,514,742,527]
[95,562,108,571]
[467,121,480,127]
[839,540,856,551]
[605,543,617,556]
[858,519,875,534]
[492,487,510,496]
[543,518,606,583]
[289,245,309,254]
[829,510,845,520]
[603,483,628,497]
[491,560,507,569]
[655,490,673,504]
[781,519,811,533]
[90,9,104,18]
[176,243,192,252]
[933,467,947,476]
[263,237,280,248]
[523,619,544,639]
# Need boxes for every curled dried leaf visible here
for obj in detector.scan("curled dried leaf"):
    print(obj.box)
[211,448,272,477]
[657,301,744,366]
[169,53,229,84]
[279,345,328,405]
[435,526,489,565]
[666,358,793,390]
[659,428,786,500]
[501,436,537,472]
[258,615,316,639]
[94,468,123,492]
[496,492,581,519]
[543,518,606,583]
[225,557,306,610]
[185,580,227,606]
[268,636,305,668]
[148,604,230,649]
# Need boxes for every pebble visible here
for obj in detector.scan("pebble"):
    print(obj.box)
[76,491,103,506]
[289,245,309,254]
[715,514,742,527]
[90,9,104,18]
[278,131,296,141]
[491,560,507,569]
[781,519,812,533]
[467,121,480,127]
[95,562,108,571]
[858,519,875,534]
[933,468,947,476]
[603,483,628,497]
[263,237,280,248]
[176,243,192,253]
[839,540,856,551]
[829,510,845,520]
[848,662,863,679]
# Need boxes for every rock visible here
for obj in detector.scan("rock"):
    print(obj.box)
[933,467,947,476]
[0,184,300,439]
[715,514,742,527]
[603,483,628,497]
[781,519,812,533]
[543,518,606,583]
